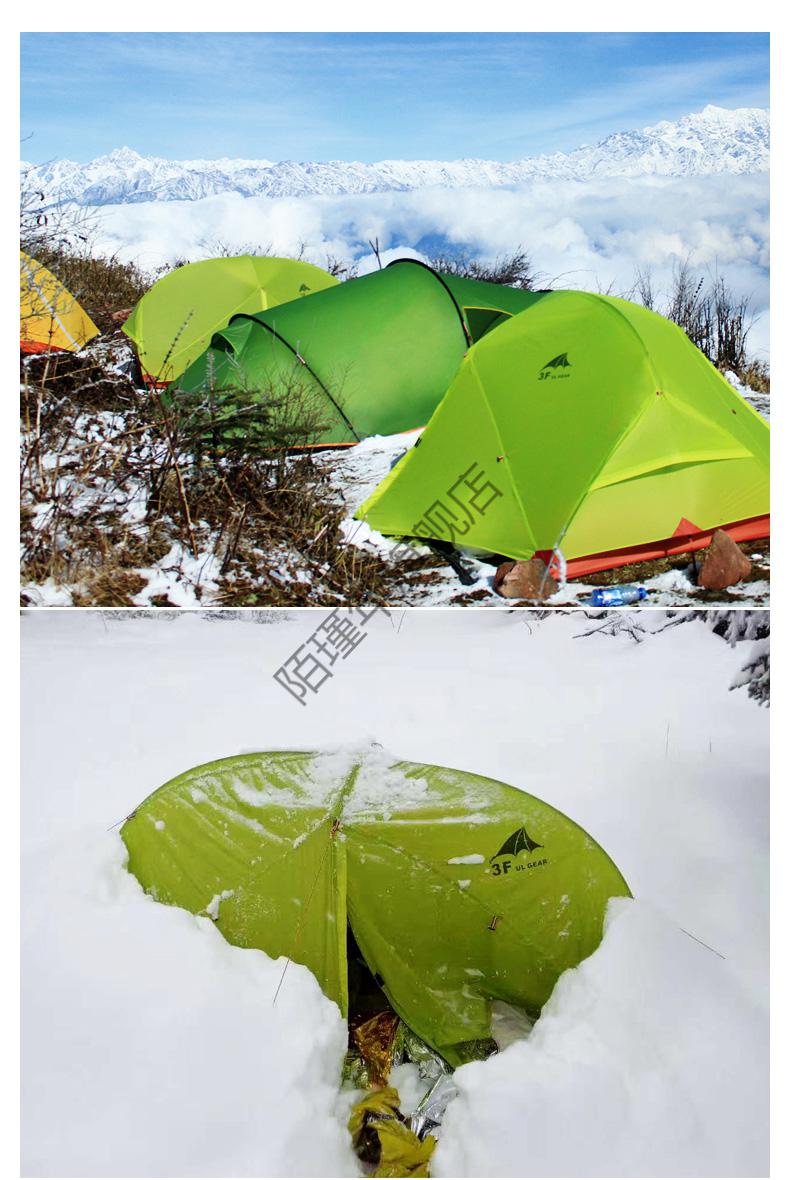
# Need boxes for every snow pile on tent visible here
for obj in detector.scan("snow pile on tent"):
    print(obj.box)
[120,744,630,1066]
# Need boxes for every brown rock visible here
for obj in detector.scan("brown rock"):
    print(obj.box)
[494,558,558,600]
[493,561,516,591]
[697,529,752,590]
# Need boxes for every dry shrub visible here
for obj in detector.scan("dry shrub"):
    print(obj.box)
[632,259,768,390]
[429,248,540,289]
[23,246,151,335]
[73,570,149,607]
[738,359,770,393]
[20,345,402,607]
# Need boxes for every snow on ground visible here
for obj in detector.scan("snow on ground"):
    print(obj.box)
[21,609,768,1176]
[22,830,356,1178]
[438,898,767,1178]
[20,337,769,608]
[726,370,771,422]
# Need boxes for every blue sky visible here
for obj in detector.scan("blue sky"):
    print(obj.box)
[20,32,769,164]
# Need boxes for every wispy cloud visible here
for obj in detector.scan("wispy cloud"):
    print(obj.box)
[20,32,768,163]
[478,51,769,155]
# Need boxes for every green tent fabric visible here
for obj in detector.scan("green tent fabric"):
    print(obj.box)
[438,270,549,341]
[357,291,770,577]
[121,747,630,1066]
[122,255,339,382]
[175,260,544,444]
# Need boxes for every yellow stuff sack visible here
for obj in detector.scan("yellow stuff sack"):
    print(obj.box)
[348,1086,436,1178]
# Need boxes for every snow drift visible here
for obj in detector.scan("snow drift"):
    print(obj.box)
[435,898,767,1177]
[21,610,768,1176]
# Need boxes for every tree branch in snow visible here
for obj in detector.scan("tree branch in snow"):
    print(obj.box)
[573,614,648,643]
[730,639,770,706]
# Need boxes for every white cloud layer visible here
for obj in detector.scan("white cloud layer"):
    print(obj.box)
[93,173,769,358]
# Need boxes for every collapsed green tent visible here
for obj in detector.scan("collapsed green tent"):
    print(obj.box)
[121,747,629,1065]
[357,291,770,577]
[122,255,339,383]
[175,260,545,444]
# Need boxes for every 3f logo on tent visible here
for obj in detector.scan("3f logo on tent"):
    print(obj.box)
[489,826,548,877]
[538,353,571,381]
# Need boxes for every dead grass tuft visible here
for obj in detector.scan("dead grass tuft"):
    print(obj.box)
[735,359,770,393]
[20,342,403,607]
[72,569,149,607]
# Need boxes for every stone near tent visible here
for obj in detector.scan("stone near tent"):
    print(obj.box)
[494,558,558,601]
[697,529,752,590]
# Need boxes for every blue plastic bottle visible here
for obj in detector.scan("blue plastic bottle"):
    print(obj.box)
[589,585,648,607]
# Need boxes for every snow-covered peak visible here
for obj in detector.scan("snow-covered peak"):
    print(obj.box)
[21,105,769,208]
[106,146,145,164]
[703,103,767,126]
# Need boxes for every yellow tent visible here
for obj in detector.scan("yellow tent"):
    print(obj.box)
[20,251,99,354]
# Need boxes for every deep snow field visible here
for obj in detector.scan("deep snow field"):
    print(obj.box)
[21,609,769,1176]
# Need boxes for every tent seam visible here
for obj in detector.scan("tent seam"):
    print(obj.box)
[465,348,539,555]
[537,293,664,552]
[224,315,361,442]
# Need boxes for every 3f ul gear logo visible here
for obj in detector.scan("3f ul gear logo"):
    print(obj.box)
[489,826,548,877]
[492,826,542,859]
[538,353,571,381]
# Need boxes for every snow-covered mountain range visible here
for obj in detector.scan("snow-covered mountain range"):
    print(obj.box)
[21,106,768,207]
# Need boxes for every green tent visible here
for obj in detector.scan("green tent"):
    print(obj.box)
[121,747,629,1066]
[357,291,770,577]
[175,260,545,444]
[122,255,339,383]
